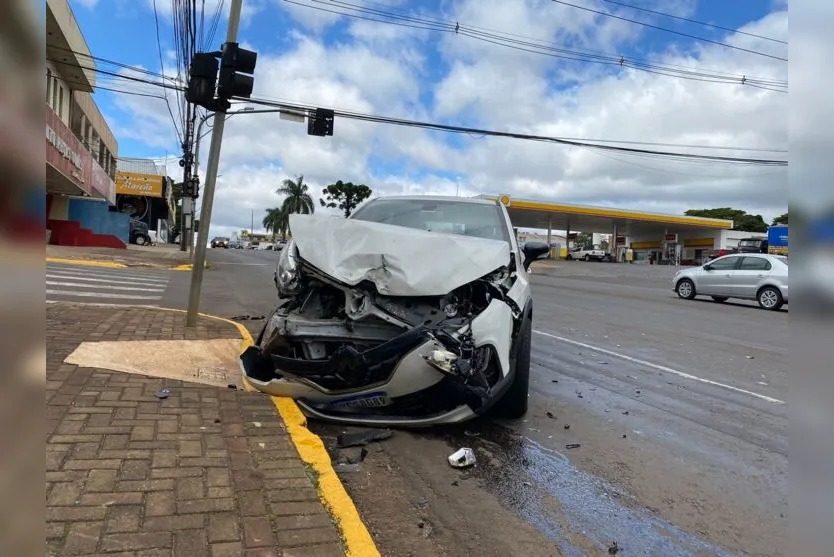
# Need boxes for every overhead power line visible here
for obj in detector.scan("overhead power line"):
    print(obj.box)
[597,0,787,45]
[240,95,788,166]
[283,0,786,91]
[549,0,787,62]
[153,0,183,143]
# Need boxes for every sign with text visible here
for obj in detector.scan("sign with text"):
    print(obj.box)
[46,108,92,195]
[116,171,164,198]
[664,233,679,242]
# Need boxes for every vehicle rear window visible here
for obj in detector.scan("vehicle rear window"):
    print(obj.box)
[350,199,509,243]
[740,257,771,271]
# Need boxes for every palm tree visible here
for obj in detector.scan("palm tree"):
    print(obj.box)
[262,207,282,243]
[276,175,315,216]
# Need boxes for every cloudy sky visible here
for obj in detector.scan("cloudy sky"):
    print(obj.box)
[70,0,789,238]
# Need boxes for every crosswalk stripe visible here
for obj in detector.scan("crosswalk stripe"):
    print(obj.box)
[46,281,166,292]
[46,289,162,300]
[45,267,170,282]
[45,272,170,285]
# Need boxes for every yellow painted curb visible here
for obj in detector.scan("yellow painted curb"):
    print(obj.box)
[271,397,381,557]
[46,257,127,269]
[172,262,209,271]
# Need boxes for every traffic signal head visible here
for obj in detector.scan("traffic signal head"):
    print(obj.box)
[186,53,219,108]
[217,42,258,100]
[307,108,335,137]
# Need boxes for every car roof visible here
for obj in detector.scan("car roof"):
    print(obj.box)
[364,195,498,206]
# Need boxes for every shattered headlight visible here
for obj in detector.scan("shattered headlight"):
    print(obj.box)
[275,239,301,296]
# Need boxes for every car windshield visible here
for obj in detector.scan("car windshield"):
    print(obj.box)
[350,199,509,243]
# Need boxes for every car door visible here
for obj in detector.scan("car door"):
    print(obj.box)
[732,256,773,299]
[697,255,740,295]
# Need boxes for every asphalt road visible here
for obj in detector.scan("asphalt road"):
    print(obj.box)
[176,249,788,556]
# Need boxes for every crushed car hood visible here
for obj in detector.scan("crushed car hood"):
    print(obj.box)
[289,214,511,296]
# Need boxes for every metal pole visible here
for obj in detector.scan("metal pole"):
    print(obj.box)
[186,0,244,327]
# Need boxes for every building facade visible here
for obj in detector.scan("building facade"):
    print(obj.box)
[46,0,125,247]
[115,158,176,243]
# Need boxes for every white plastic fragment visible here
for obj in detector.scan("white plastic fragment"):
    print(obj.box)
[448,448,476,468]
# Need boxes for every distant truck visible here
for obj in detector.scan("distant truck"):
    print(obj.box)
[767,225,788,255]
[737,236,768,254]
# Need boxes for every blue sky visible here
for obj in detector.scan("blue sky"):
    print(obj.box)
[68,0,788,236]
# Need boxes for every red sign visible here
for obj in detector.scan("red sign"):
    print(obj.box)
[664,233,678,242]
[45,106,115,204]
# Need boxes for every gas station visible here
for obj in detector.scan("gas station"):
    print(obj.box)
[481,195,736,265]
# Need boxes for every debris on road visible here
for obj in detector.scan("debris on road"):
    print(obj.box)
[227,383,237,390]
[230,314,265,321]
[608,541,620,554]
[745,355,755,359]
[565,443,581,450]
[155,388,170,399]
[598,361,609,365]
[622,434,627,439]
[336,428,393,448]
[551,379,559,383]
[214,418,221,423]
[564,424,571,430]
[546,411,556,419]
[622,411,629,415]
[448,447,476,468]
[451,480,459,486]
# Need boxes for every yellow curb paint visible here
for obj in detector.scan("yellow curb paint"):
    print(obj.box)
[271,397,381,557]
[46,257,127,269]
[172,262,209,271]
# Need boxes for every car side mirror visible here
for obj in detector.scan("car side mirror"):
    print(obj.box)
[522,240,550,270]
[703,264,713,271]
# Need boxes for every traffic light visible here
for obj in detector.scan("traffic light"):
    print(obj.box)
[182,178,200,199]
[186,53,219,109]
[217,42,258,101]
[307,108,334,137]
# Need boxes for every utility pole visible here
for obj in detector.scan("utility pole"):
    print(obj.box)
[180,102,195,252]
[251,208,254,237]
[186,0,251,326]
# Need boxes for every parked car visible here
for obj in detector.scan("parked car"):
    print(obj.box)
[129,219,151,246]
[672,253,788,310]
[247,241,260,250]
[240,196,549,426]
[566,246,610,262]
[211,237,229,248]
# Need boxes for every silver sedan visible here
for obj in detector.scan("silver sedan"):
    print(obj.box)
[672,253,788,310]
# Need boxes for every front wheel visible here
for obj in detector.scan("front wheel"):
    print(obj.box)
[676,279,696,300]
[758,286,783,310]
[493,317,531,419]
[584,254,591,262]
[134,235,147,246]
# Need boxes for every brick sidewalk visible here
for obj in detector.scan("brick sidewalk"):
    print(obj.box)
[46,304,345,557]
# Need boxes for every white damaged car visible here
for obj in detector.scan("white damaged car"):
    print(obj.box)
[240,196,548,426]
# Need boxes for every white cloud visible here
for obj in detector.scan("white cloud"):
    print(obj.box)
[114,0,791,239]
[73,0,101,8]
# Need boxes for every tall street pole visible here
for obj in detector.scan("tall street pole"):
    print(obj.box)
[185,0,244,327]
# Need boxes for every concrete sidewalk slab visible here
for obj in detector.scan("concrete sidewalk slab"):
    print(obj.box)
[46,303,373,557]
[47,244,193,269]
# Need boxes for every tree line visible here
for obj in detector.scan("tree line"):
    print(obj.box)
[262,176,373,242]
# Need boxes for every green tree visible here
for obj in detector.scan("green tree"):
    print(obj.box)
[772,212,788,226]
[262,207,290,242]
[276,175,315,216]
[319,180,373,217]
[685,207,768,232]
[574,232,593,250]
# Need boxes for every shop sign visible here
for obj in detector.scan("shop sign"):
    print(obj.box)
[116,171,164,198]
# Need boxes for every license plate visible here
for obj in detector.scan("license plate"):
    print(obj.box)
[331,391,391,409]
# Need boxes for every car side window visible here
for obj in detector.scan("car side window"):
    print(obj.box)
[708,257,738,270]
[740,257,772,271]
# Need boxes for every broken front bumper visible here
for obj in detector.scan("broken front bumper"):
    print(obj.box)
[240,299,516,426]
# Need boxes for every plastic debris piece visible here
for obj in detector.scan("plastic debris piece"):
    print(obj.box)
[622,434,627,439]
[551,379,559,383]
[448,447,476,468]
[546,411,556,419]
[622,411,629,415]
[336,428,392,448]
[565,443,581,450]
[608,541,620,554]
[745,355,755,359]
[564,424,571,430]
[155,388,170,400]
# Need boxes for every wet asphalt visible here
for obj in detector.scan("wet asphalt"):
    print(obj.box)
[169,250,788,556]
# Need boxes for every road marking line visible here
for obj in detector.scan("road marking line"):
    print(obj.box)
[46,257,127,268]
[46,272,170,285]
[46,290,162,300]
[46,281,166,292]
[533,329,785,405]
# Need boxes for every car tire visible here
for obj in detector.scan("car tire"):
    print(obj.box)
[493,316,531,419]
[676,278,696,300]
[134,234,147,246]
[566,254,573,261]
[584,254,591,262]
[711,296,728,303]
[757,286,783,311]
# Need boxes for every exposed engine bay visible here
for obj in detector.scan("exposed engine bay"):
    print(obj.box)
[240,209,538,425]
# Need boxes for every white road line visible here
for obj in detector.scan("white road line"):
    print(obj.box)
[45,269,170,282]
[533,329,785,405]
[45,272,169,285]
[46,281,165,292]
[46,290,162,300]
